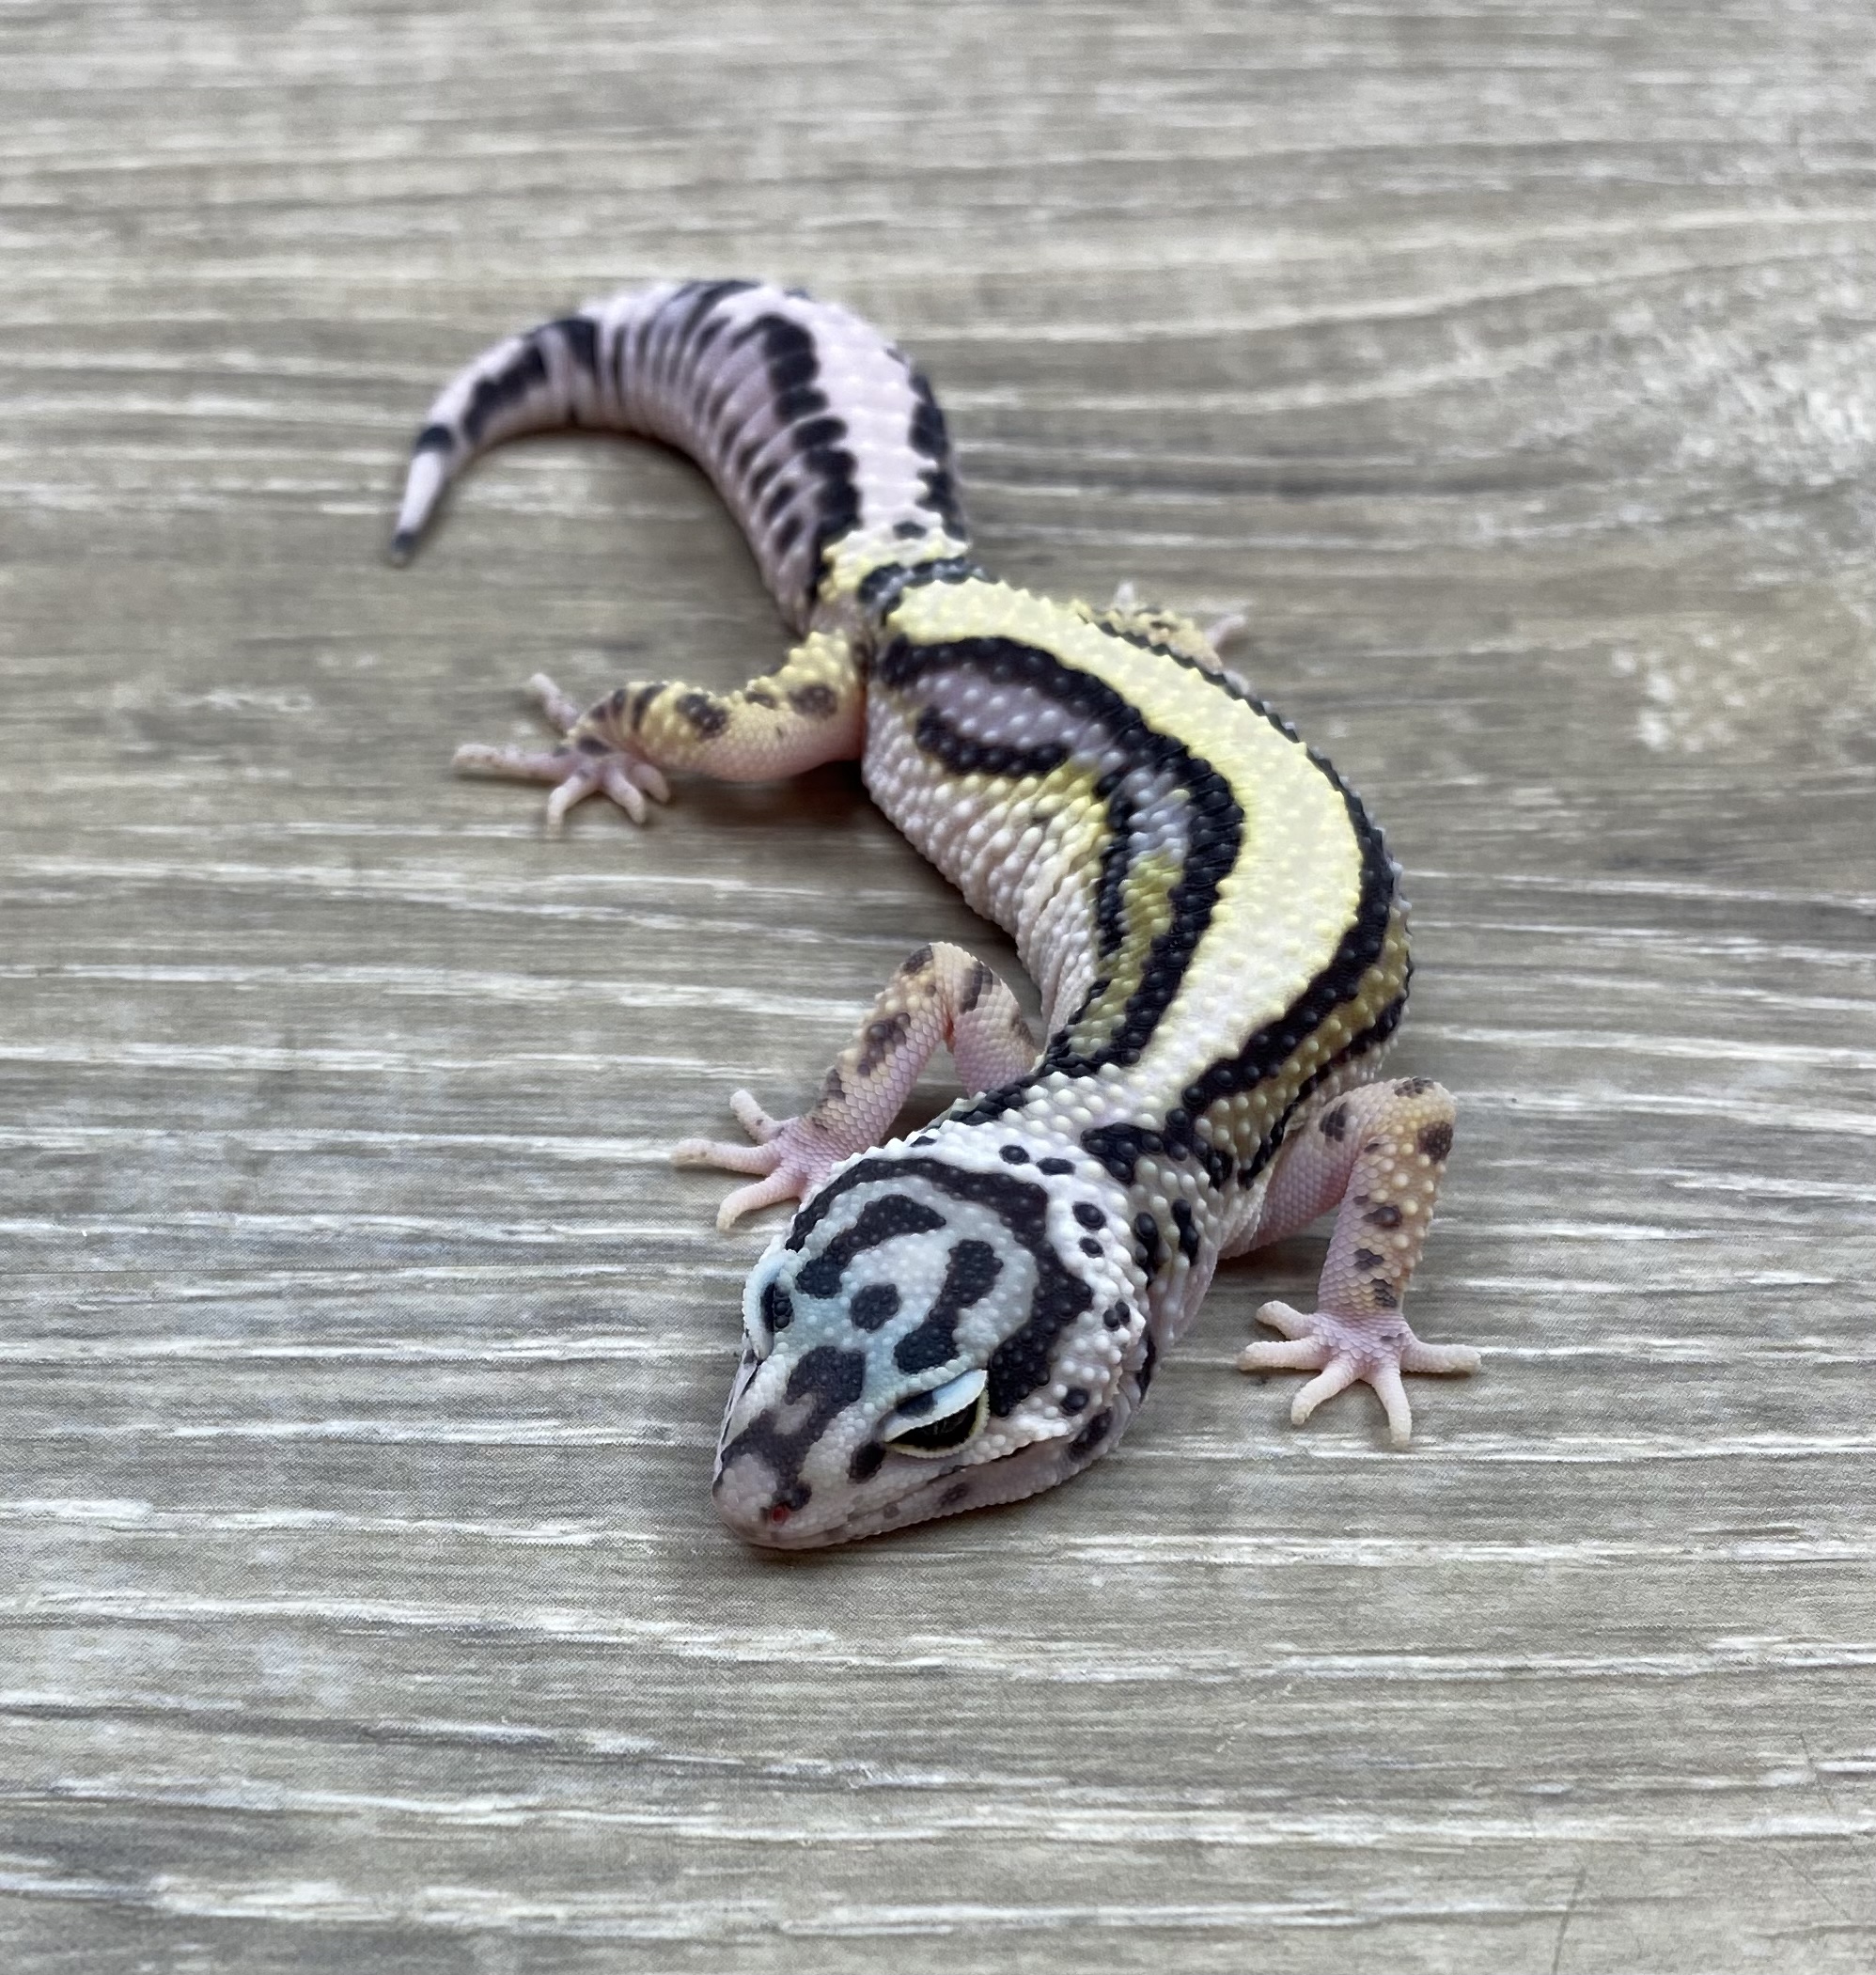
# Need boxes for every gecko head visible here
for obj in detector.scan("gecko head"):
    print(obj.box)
[711,1124,1152,1548]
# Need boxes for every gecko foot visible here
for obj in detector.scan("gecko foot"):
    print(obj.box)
[453,673,670,832]
[671,1090,845,1231]
[1238,1302,1480,1449]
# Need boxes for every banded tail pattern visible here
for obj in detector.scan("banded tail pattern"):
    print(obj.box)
[391,279,968,628]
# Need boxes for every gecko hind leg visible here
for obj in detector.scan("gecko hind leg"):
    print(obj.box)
[1085,583,1248,672]
[1233,1076,1480,1447]
[673,943,1037,1230]
[454,629,864,834]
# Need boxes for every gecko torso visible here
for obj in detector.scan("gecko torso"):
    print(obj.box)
[394,279,1478,1546]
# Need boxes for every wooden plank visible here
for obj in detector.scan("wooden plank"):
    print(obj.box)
[3,1,1873,1968]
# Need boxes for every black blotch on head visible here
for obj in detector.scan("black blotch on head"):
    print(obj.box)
[1102,1303,1130,1332]
[894,1238,1002,1373]
[1061,1387,1089,1415]
[999,1144,1029,1164]
[796,1192,947,1297]
[849,1443,885,1483]
[787,1346,866,1408]
[787,1153,1093,1418]
[1170,1199,1199,1262]
[720,1342,868,1505]
[1037,1157,1074,1176]
[1072,1201,1103,1230]
[849,1282,901,1331]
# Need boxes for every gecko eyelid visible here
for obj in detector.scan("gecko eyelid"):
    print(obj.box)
[881,1367,988,1457]
[741,1251,792,1360]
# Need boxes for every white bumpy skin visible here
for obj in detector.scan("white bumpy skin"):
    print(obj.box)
[393,279,1481,1546]
[715,1122,1149,1547]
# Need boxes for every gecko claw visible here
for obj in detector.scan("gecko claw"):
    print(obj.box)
[452,672,670,830]
[673,1092,842,1230]
[1239,1300,1480,1448]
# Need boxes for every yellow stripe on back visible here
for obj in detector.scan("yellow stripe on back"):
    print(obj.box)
[881,578,1367,1107]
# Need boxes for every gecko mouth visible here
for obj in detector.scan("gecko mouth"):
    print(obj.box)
[713,1438,974,1547]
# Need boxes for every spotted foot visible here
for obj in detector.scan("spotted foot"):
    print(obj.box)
[1238,1303,1480,1449]
[671,1091,846,1231]
[453,673,670,832]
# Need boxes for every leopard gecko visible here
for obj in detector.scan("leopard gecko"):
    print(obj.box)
[390,278,1480,1547]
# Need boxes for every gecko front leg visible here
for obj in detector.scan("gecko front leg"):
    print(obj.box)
[1232,1075,1480,1446]
[454,628,863,832]
[452,672,672,828]
[673,943,1037,1228]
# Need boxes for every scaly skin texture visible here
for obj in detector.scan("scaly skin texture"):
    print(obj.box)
[392,279,1480,1547]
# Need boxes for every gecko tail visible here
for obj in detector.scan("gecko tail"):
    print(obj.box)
[385,278,967,630]
[386,297,669,564]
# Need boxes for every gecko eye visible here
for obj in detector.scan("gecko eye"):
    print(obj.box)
[880,1368,988,1458]
[741,1263,792,1362]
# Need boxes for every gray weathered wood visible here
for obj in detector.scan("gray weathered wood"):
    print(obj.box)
[4,2,1874,1968]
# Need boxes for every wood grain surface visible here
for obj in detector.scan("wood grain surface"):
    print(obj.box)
[4,2,1874,1969]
